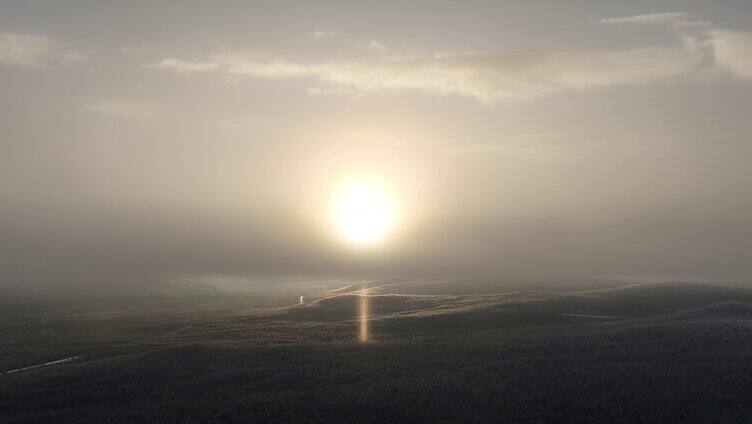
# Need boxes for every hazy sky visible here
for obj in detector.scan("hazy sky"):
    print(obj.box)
[2,0,752,290]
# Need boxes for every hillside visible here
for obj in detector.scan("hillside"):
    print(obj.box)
[3,281,752,423]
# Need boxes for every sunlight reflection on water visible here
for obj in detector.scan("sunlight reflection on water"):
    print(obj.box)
[359,288,369,343]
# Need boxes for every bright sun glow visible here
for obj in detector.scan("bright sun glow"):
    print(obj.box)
[333,184,396,246]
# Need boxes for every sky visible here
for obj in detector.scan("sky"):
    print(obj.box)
[2,0,752,291]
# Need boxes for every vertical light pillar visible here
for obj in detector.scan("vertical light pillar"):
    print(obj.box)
[359,288,369,343]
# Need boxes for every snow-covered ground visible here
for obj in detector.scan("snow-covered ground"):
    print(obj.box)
[1,356,83,375]
[557,313,628,320]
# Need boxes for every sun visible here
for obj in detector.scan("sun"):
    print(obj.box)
[333,183,396,246]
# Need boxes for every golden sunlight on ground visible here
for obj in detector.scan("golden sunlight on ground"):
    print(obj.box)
[359,288,369,343]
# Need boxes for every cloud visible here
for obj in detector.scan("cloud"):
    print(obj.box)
[671,20,712,29]
[318,44,701,103]
[153,39,703,103]
[709,30,752,79]
[307,86,362,97]
[159,13,752,104]
[353,40,388,51]
[213,52,312,78]
[152,57,219,74]
[598,12,692,25]
[309,30,337,39]
[599,12,752,81]
[86,99,154,119]
[0,32,87,68]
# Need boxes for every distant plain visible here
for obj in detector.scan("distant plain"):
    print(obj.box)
[3,279,752,423]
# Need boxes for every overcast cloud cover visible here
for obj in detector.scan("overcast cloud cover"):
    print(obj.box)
[2,0,752,292]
